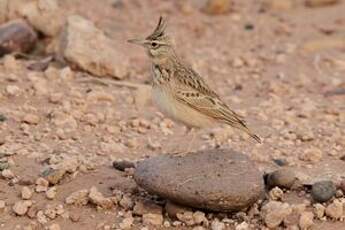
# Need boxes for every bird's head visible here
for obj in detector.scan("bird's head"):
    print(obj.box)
[128,16,175,63]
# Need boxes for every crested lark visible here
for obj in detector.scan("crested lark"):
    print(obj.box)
[128,17,261,145]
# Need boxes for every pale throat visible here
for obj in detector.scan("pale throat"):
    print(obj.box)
[150,51,179,67]
[151,56,170,66]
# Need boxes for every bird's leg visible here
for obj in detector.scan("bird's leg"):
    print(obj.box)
[174,127,196,157]
[186,127,196,153]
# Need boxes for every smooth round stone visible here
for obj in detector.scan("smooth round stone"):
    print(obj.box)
[266,168,297,189]
[134,149,264,212]
[311,180,336,202]
[0,162,9,171]
[113,159,136,172]
[0,114,6,122]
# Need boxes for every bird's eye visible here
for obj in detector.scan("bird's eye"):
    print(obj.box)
[151,42,158,48]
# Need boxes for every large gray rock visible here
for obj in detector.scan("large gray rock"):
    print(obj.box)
[134,149,264,212]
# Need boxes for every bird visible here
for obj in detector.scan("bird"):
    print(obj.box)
[128,16,261,149]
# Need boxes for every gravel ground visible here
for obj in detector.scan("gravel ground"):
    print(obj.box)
[0,0,345,229]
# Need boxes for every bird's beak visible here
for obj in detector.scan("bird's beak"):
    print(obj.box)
[127,38,147,46]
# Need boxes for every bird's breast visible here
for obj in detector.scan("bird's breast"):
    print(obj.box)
[152,85,176,119]
[151,85,215,128]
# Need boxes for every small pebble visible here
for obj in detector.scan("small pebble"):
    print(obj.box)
[202,0,232,15]
[311,180,336,202]
[27,205,38,218]
[46,187,57,200]
[325,199,343,220]
[45,206,57,219]
[0,162,9,171]
[338,180,345,193]
[35,177,49,192]
[163,220,171,228]
[266,168,296,189]
[49,92,63,104]
[313,203,325,219]
[18,177,35,186]
[0,114,6,122]
[335,189,343,198]
[211,219,225,230]
[244,23,254,30]
[299,211,314,230]
[119,216,134,229]
[261,201,292,228]
[112,159,136,172]
[22,114,40,125]
[119,195,134,210]
[300,147,322,163]
[273,158,288,166]
[0,200,5,212]
[305,0,339,7]
[340,155,345,161]
[70,212,81,222]
[142,213,163,226]
[262,0,295,11]
[1,169,15,179]
[165,201,192,218]
[6,85,20,96]
[37,210,48,224]
[48,223,61,230]
[176,211,194,226]
[13,200,32,216]
[21,186,33,200]
[231,57,244,68]
[44,168,66,185]
[236,222,249,230]
[0,136,5,145]
[88,186,114,209]
[133,200,162,216]
[59,66,74,81]
[269,187,284,200]
[65,189,89,206]
[192,211,208,225]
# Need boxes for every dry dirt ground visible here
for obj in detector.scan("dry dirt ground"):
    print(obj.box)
[0,0,345,229]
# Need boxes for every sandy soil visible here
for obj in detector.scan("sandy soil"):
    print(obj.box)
[0,0,345,229]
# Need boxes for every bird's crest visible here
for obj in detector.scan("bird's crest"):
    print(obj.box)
[146,16,167,41]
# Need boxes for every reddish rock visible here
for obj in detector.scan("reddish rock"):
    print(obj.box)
[0,19,37,57]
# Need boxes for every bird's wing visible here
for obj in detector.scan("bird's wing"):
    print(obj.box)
[173,65,220,99]
[172,66,246,124]
[174,88,261,143]
[174,89,245,126]
[172,65,261,143]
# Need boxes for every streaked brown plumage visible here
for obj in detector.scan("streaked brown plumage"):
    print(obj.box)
[128,16,261,143]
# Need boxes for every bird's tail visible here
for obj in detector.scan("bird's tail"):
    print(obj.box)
[235,123,262,144]
[248,132,262,143]
[220,107,262,143]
